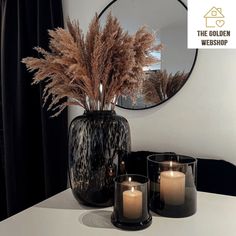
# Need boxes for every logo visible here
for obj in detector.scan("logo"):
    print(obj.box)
[204,7,225,28]
[188,0,236,49]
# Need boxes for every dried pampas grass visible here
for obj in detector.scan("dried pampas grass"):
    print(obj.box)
[22,13,161,116]
[143,70,188,104]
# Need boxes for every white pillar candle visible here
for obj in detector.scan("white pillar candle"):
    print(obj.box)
[160,169,185,205]
[123,187,142,219]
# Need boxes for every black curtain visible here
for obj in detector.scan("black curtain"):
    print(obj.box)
[0,0,68,220]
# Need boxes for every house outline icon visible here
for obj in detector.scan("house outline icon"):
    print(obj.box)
[204,7,225,28]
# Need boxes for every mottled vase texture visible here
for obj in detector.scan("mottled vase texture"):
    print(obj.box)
[69,111,131,207]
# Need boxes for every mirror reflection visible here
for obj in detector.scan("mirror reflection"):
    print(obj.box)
[99,0,197,110]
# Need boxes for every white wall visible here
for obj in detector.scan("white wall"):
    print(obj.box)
[63,0,236,165]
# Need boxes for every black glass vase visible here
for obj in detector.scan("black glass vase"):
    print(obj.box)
[69,110,131,207]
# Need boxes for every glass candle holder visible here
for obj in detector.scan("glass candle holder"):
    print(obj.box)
[147,154,197,218]
[111,174,152,230]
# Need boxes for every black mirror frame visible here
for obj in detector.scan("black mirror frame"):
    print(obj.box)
[98,0,198,111]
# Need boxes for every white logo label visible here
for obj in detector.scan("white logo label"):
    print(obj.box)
[188,0,236,49]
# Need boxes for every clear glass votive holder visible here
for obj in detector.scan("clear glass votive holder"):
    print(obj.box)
[147,154,197,218]
[111,174,152,230]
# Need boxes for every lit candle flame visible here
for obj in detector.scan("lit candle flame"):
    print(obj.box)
[170,161,173,168]
[131,187,134,192]
[99,83,103,93]
[128,177,132,182]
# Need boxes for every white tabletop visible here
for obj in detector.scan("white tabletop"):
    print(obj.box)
[0,189,235,236]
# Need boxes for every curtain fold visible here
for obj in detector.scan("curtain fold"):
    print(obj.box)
[0,0,68,220]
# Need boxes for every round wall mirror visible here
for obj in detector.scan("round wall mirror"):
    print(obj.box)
[99,0,198,110]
